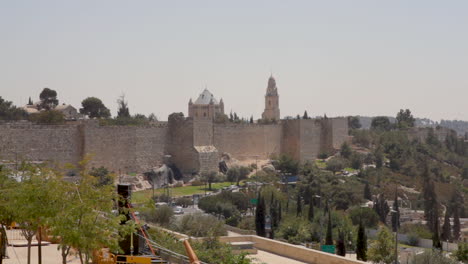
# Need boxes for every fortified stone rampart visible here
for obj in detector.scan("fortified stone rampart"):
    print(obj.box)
[0,121,82,166]
[0,114,349,175]
[214,123,282,160]
[83,121,168,173]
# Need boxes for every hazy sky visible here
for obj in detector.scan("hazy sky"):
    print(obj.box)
[1,1,467,121]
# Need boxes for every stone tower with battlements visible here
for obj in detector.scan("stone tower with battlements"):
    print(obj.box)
[262,75,280,121]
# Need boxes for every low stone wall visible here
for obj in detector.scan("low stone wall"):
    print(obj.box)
[219,235,366,264]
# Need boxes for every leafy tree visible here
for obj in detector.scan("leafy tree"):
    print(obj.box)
[275,154,300,175]
[249,116,254,123]
[89,166,114,186]
[29,110,65,124]
[39,88,58,110]
[348,116,362,130]
[356,220,367,261]
[391,191,400,232]
[441,207,451,242]
[374,147,384,168]
[349,207,379,228]
[148,113,157,121]
[364,182,372,201]
[117,94,130,118]
[0,96,28,120]
[79,97,111,118]
[326,157,345,174]
[237,166,250,186]
[371,116,392,131]
[454,243,468,263]
[226,167,240,184]
[368,226,396,264]
[325,210,333,245]
[340,142,352,159]
[200,171,219,191]
[350,152,363,170]
[396,109,415,129]
[303,111,309,119]
[255,193,266,237]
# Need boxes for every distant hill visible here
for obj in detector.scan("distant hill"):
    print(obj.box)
[357,116,468,137]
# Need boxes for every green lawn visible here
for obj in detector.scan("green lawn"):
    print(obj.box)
[315,159,327,169]
[132,182,232,203]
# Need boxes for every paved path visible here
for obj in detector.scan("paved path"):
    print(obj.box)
[227,230,306,264]
[4,242,81,264]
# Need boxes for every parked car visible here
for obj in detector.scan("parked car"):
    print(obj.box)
[173,206,184,215]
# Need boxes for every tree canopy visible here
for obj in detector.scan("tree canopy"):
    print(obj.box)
[80,97,111,118]
[39,88,59,110]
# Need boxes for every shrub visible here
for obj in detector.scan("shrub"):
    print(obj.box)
[190,179,204,186]
[412,249,458,264]
[175,197,193,208]
[348,207,379,228]
[317,152,329,159]
[140,205,174,226]
[171,213,226,237]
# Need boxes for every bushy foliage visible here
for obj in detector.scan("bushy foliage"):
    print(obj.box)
[367,226,396,264]
[0,96,28,120]
[348,207,379,228]
[29,110,65,124]
[412,249,459,264]
[171,213,226,237]
[140,204,174,226]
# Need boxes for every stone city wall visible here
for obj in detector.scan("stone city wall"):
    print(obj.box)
[83,121,168,173]
[300,119,323,162]
[213,123,282,160]
[331,117,349,149]
[0,121,82,166]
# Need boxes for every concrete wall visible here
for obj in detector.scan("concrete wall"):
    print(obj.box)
[214,123,282,160]
[0,121,82,166]
[218,235,366,264]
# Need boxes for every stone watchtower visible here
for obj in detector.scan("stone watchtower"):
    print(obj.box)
[262,75,280,121]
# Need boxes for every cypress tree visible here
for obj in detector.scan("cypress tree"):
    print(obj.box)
[453,207,461,241]
[336,229,346,256]
[325,209,333,245]
[432,216,442,250]
[364,182,372,200]
[303,111,309,119]
[296,193,302,216]
[441,207,451,242]
[28,97,33,105]
[391,190,400,232]
[308,196,314,222]
[356,220,367,261]
[255,193,266,237]
[423,179,438,232]
[249,116,254,123]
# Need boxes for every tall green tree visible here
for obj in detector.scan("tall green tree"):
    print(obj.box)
[296,194,302,217]
[432,216,442,250]
[0,96,28,120]
[79,97,111,118]
[391,190,400,232]
[423,178,439,233]
[307,197,314,222]
[340,142,352,159]
[356,220,367,261]
[336,229,346,256]
[371,116,392,131]
[441,207,451,242]
[325,209,333,245]
[396,109,415,129]
[117,94,130,118]
[303,111,309,119]
[452,207,461,241]
[200,171,219,191]
[368,226,396,264]
[364,182,372,201]
[38,88,58,110]
[255,193,266,237]
[348,116,362,130]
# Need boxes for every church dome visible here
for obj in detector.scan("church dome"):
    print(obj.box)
[194,89,219,105]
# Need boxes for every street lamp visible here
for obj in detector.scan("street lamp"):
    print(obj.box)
[390,209,398,264]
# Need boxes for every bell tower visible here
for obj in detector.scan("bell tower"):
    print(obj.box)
[262,75,280,121]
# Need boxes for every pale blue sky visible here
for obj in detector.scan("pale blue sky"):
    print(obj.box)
[1,1,467,121]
